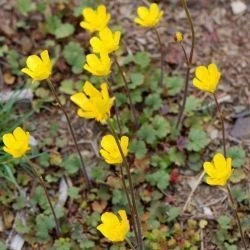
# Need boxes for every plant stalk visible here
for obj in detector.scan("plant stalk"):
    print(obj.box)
[25,157,60,237]
[107,119,144,250]
[176,0,195,129]
[47,79,92,189]
[226,184,248,250]
[126,238,137,250]
[113,55,138,128]
[154,28,164,87]
[119,165,139,247]
[213,93,226,157]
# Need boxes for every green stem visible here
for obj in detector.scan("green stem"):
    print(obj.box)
[213,93,226,157]
[119,164,139,246]
[113,55,138,128]
[154,28,164,87]
[107,77,123,136]
[25,156,60,237]
[107,119,143,250]
[47,79,92,189]
[126,237,137,250]
[176,0,195,129]
[226,184,248,250]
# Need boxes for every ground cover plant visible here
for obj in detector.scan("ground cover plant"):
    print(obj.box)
[0,0,250,249]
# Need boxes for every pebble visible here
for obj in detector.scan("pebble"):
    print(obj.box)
[231,1,247,15]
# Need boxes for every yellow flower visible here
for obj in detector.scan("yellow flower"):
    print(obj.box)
[84,53,111,76]
[97,210,130,242]
[100,135,129,164]
[2,127,30,158]
[90,27,121,54]
[193,63,221,93]
[175,32,183,42]
[21,50,52,81]
[80,5,110,32]
[70,81,114,123]
[134,3,163,28]
[203,153,232,186]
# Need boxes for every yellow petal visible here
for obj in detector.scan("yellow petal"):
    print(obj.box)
[101,211,120,225]
[213,153,226,170]
[21,68,36,79]
[40,50,50,65]
[137,6,148,19]
[203,161,216,177]
[70,92,87,110]
[120,136,129,157]
[195,66,209,83]
[26,55,42,71]
[2,133,16,148]
[83,8,95,22]
[90,37,102,53]
[100,83,109,100]
[13,127,29,145]
[83,81,102,99]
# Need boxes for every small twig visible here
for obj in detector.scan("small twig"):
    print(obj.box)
[182,171,205,213]
[153,28,164,87]
[47,79,92,189]
[227,184,248,250]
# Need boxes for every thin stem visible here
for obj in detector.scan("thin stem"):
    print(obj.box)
[107,119,144,250]
[119,164,139,247]
[213,94,226,157]
[181,44,189,65]
[25,156,60,237]
[47,79,92,188]
[176,0,195,129]
[126,238,137,250]
[107,76,123,135]
[226,184,248,250]
[154,28,164,87]
[113,55,138,128]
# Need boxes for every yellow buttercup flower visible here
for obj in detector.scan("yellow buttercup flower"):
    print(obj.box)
[203,153,232,186]
[97,210,130,242]
[90,27,121,54]
[193,63,221,93]
[2,127,30,158]
[80,5,110,32]
[175,31,183,42]
[100,135,129,164]
[70,81,114,123]
[84,53,111,76]
[134,3,163,28]
[21,50,52,81]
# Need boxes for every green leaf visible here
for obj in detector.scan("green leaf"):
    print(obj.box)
[7,50,20,75]
[59,80,75,95]
[167,207,181,222]
[165,76,184,96]
[134,51,150,68]
[129,73,144,89]
[151,115,171,138]
[145,93,162,111]
[45,16,62,35]
[55,23,75,39]
[17,0,32,16]
[129,139,147,159]
[61,154,80,175]
[138,124,157,145]
[35,214,55,241]
[112,189,127,206]
[63,41,85,74]
[0,241,7,250]
[146,170,169,190]
[68,187,81,200]
[186,127,209,152]
[150,154,171,169]
[218,215,232,230]
[15,218,30,234]
[53,238,72,250]
[168,147,185,166]
[227,146,245,168]
[185,95,202,114]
